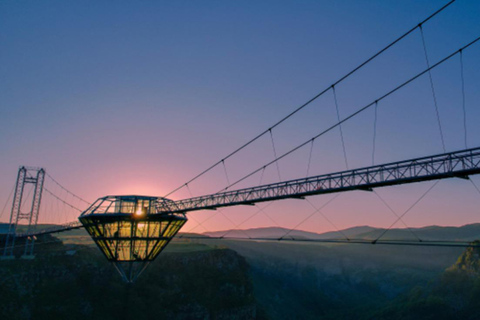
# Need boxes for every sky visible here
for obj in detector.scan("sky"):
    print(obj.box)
[1,0,480,235]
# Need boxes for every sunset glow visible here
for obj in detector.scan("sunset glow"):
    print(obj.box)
[1,1,480,236]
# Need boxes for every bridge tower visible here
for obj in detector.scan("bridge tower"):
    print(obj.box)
[2,166,45,259]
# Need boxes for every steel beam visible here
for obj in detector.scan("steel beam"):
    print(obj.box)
[159,147,480,214]
[21,147,480,237]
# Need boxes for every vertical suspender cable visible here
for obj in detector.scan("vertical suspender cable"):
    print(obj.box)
[269,129,282,181]
[420,25,446,152]
[306,138,315,177]
[259,166,266,186]
[460,50,468,148]
[163,1,456,198]
[333,86,349,169]
[372,101,378,166]
[221,160,231,186]
[218,36,480,193]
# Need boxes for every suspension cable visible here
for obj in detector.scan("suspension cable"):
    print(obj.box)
[19,221,480,249]
[8,231,480,251]
[43,187,83,212]
[183,235,480,248]
[280,194,340,240]
[184,185,214,232]
[218,36,480,193]
[185,210,220,234]
[469,178,480,196]
[373,190,422,242]
[256,203,283,229]
[163,1,456,198]
[45,173,91,205]
[0,185,15,220]
[373,180,440,243]
[304,198,350,240]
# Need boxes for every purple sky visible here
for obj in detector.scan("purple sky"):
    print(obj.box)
[1,1,480,234]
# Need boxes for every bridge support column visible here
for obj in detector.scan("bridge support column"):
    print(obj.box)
[1,166,45,259]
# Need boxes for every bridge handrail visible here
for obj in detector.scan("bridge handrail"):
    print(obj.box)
[21,147,480,236]
[165,147,480,213]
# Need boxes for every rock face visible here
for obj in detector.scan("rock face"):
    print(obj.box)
[448,240,480,275]
[372,241,480,320]
[0,242,257,320]
[4,235,479,320]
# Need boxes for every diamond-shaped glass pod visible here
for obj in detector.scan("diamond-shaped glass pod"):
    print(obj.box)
[79,195,187,283]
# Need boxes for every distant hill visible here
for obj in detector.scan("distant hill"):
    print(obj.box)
[203,224,480,242]
[9,222,480,244]
[203,227,326,239]
[203,226,378,240]
[354,223,480,241]
[314,225,378,239]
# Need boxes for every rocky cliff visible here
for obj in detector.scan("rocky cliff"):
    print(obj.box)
[0,241,258,320]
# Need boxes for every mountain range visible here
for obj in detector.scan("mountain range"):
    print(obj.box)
[202,223,480,242]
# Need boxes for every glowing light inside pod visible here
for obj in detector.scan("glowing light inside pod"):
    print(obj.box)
[79,195,186,283]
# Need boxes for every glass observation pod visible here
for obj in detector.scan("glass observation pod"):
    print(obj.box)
[79,195,187,283]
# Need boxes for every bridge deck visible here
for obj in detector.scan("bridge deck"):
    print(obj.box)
[160,147,480,213]
[20,147,480,237]
[16,221,83,238]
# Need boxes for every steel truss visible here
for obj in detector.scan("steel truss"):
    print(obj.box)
[16,147,480,238]
[158,147,480,214]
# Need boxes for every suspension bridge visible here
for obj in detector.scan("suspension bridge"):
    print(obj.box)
[1,0,480,282]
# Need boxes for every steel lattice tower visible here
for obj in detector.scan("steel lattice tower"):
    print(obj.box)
[2,166,45,259]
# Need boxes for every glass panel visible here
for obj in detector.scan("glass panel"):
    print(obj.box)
[96,240,114,260]
[93,219,105,237]
[103,221,118,238]
[135,222,145,238]
[136,199,150,215]
[132,240,148,260]
[150,240,167,258]
[105,201,116,213]
[82,209,187,263]
[148,222,158,237]
[93,219,103,236]
[118,221,132,237]
[164,220,184,238]
[86,225,98,237]
[116,240,131,261]
[159,220,171,237]
[121,200,135,214]
[85,199,103,215]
